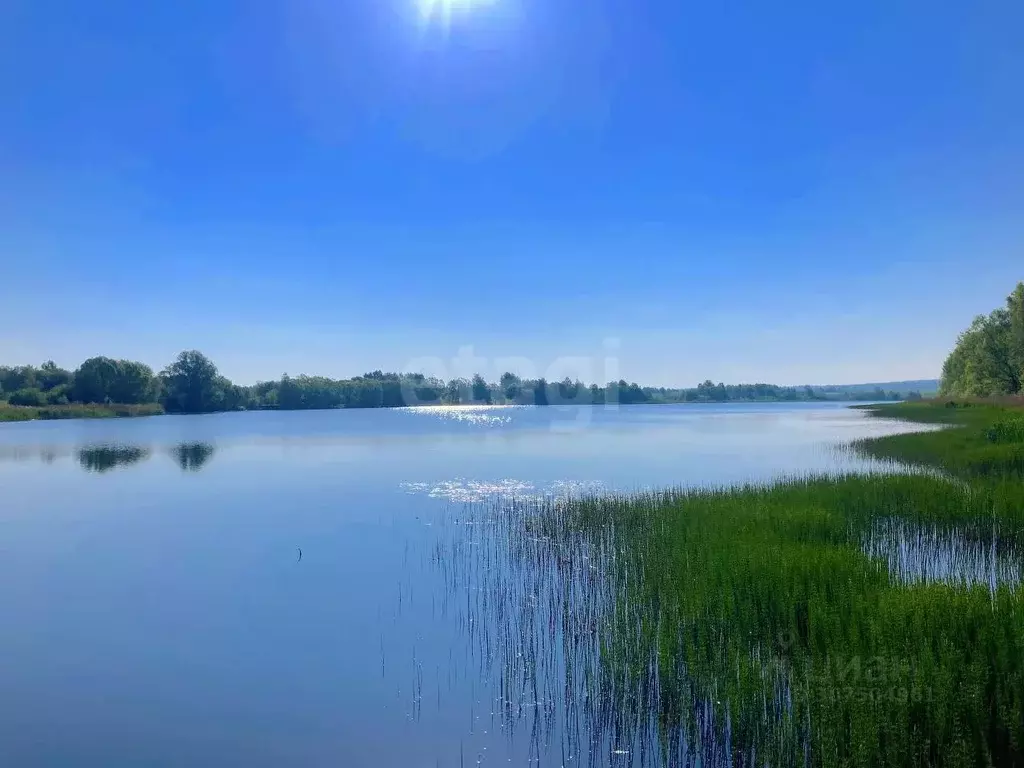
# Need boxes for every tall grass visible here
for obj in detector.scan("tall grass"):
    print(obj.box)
[0,402,164,422]
[446,400,1024,766]
[541,477,1024,766]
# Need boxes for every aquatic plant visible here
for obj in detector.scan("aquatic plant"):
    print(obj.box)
[441,401,1024,766]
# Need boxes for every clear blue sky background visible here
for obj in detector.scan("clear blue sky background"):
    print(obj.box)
[1,0,1021,386]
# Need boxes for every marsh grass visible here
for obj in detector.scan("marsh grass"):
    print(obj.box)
[443,400,1024,766]
[0,402,164,422]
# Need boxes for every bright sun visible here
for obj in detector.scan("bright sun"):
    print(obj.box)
[417,0,494,20]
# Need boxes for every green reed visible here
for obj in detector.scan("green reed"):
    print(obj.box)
[528,401,1024,766]
[0,402,165,422]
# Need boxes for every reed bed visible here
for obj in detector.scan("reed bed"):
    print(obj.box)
[434,401,1024,766]
[0,402,165,421]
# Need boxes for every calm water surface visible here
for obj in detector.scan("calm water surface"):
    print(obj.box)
[0,403,923,767]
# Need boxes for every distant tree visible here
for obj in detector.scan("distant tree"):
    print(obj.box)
[45,385,71,405]
[471,374,492,404]
[619,381,647,404]
[277,374,301,409]
[8,388,45,407]
[72,357,122,403]
[533,378,549,406]
[110,360,156,404]
[38,361,72,391]
[1010,282,1024,389]
[500,372,522,402]
[941,305,1021,396]
[214,376,247,411]
[380,378,405,408]
[347,379,383,408]
[555,377,583,402]
[443,379,463,405]
[160,350,222,413]
[0,365,38,394]
[411,377,443,404]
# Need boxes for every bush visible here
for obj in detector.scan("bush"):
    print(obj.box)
[7,388,45,407]
[986,417,1024,444]
[45,384,72,406]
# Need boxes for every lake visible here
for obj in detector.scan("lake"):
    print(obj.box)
[0,403,923,767]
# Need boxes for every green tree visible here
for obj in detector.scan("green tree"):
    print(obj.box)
[1009,282,1024,390]
[8,388,45,407]
[110,360,156,404]
[471,374,492,404]
[347,379,383,408]
[38,361,72,391]
[533,378,549,406]
[0,365,38,393]
[500,372,522,402]
[443,379,463,405]
[72,357,122,403]
[940,290,1022,397]
[160,350,222,413]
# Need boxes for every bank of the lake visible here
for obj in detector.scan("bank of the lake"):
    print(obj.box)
[530,399,1024,766]
[0,402,165,422]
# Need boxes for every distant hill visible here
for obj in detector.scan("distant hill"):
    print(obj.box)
[812,380,940,395]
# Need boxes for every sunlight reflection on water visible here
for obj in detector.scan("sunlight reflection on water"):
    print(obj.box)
[400,404,519,426]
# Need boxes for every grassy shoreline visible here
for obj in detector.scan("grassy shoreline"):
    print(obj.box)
[533,399,1024,766]
[0,402,165,422]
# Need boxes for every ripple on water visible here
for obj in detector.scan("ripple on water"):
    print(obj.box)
[400,478,607,503]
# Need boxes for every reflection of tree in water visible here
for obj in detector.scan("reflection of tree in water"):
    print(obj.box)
[173,442,215,472]
[77,444,151,473]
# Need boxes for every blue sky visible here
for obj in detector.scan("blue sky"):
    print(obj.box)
[1,0,1021,386]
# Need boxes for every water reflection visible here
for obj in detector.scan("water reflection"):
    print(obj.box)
[171,442,215,472]
[77,444,151,474]
[0,442,216,474]
[863,517,1023,590]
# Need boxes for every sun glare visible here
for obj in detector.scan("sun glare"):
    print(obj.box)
[417,0,495,21]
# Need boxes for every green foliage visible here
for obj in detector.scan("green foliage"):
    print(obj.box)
[45,384,72,405]
[443,378,463,405]
[941,282,1024,397]
[535,400,1024,766]
[500,372,522,401]
[72,356,120,403]
[37,360,72,390]
[853,401,1024,483]
[7,388,46,407]
[986,417,1024,445]
[72,356,155,404]
[0,350,941,418]
[0,365,38,393]
[159,350,224,413]
[110,360,156,404]
[471,373,492,404]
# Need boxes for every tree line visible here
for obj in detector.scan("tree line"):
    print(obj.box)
[1,350,915,415]
[941,281,1024,397]
[0,351,247,413]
